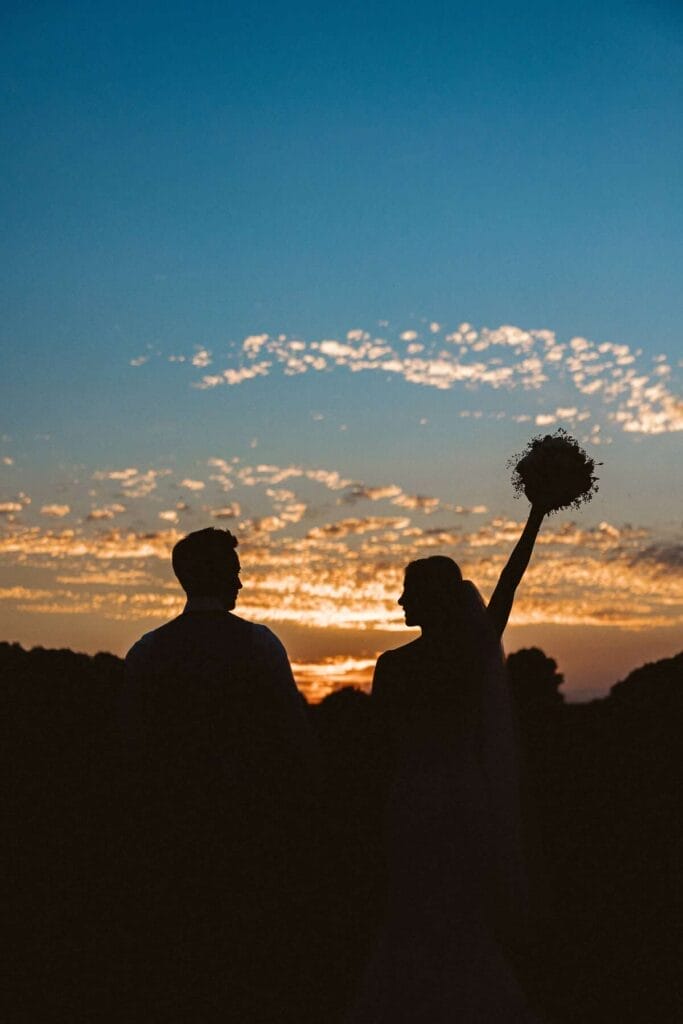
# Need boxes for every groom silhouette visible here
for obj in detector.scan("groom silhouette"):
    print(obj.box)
[120,528,315,1023]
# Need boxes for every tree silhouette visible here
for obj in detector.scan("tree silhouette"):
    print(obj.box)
[3,640,683,1023]
[507,646,565,711]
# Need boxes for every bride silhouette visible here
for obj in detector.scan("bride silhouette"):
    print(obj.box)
[349,505,546,1023]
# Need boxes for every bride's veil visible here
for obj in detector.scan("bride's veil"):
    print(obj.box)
[459,580,529,942]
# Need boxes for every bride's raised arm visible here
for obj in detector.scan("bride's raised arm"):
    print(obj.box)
[486,504,546,639]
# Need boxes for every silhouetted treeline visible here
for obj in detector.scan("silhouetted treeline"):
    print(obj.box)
[2,640,681,1022]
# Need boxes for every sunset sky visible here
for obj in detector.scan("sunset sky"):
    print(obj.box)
[2,1,682,700]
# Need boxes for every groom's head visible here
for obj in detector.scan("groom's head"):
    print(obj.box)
[172,528,242,608]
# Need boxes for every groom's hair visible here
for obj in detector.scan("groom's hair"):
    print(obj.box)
[172,527,239,596]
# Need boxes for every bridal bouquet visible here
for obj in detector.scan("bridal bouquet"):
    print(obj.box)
[509,429,600,513]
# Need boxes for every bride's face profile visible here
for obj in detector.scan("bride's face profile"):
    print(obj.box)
[398,568,440,628]
[398,574,421,626]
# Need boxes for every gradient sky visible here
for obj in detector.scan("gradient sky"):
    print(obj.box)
[2,0,682,699]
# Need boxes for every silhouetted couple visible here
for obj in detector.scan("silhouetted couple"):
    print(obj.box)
[121,507,547,1021]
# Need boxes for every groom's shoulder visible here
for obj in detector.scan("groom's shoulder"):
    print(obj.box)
[246,620,290,663]
[124,611,256,666]
[125,614,185,662]
[211,614,289,665]
[124,614,293,689]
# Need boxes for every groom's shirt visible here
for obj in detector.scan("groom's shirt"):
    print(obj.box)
[121,599,315,835]
[119,602,319,1012]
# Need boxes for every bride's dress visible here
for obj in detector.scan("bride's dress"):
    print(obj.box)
[349,585,537,1023]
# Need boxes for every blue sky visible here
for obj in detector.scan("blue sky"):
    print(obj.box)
[1,1,681,697]
[4,0,683,353]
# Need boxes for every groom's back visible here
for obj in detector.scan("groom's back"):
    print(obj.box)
[122,609,311,830]
[125,610,269,752]
[120,610,316,1022]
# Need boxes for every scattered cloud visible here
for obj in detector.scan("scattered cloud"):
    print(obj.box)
[391,493,440,513]
[87,503,126,521]
[40,504,70,517]
[344,485,403,503]
[306,516,411,539]
[194,361,271,389]
[628,543,683,570]
[55,568,152,587]
[291,655,378,701]
[210,504,241,519]
[1,442,681,685]
[93,467,171,498]
[1,512,681,638]
[152,323,681,437]
[0,492,30,519]
[0,526,181,561]
[191,348,212,368]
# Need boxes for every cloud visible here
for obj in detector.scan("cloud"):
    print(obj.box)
[87,503,126,521]
[242,334,269,356]
[245,515,291,535]
[0,586,57,601]
[191,348,212,368]
[391,493,440,513]
[40,504,70,517]
[628,543,683,570]
[342,483,441,514]
[266,488,296,503]
[304,468,353,491]
[194,361,271,389]
[55,568,152,586]
[93,467,170,498]
[2,448,681,654]
[210,504,241,519]
[445,504,488,515]
[179,479,205,491]
[344,484,403,503]
[290,655,378,701]
[0,526,181,561]
[233,463,354,491]
[0,491,30,519]
[154,322,681,437]
[1,511,681,636]
[207,457,235,473]
[207,457,236,491]
[306,516,411,539]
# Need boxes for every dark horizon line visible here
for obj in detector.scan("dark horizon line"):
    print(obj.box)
[2,637,681,707]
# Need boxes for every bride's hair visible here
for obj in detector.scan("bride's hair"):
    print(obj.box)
[405,556,499,654]
[405,555,462,605]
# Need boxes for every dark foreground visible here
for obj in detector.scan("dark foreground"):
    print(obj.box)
[3,641,681,1022]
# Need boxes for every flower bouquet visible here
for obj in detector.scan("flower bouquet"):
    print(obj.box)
[509,429,600,513]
